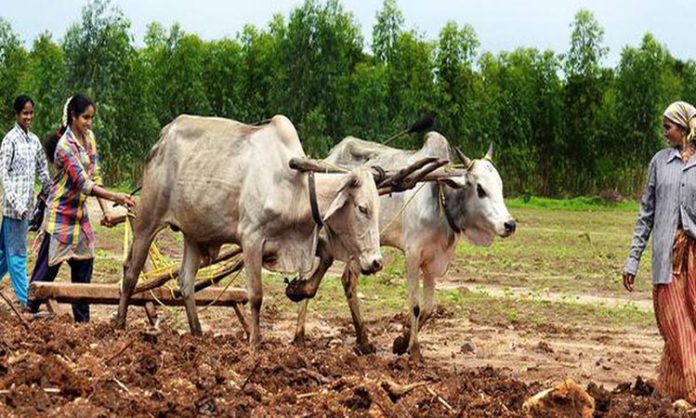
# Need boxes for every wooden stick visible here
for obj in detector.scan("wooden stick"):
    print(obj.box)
[107,338,135,364]
[29,283,248,306]
[0,388,60,395]
[241,359,262,390]
[378,160,456,195]
[46,299,66,316]
[289,158,348,173]
[0,291,30,331]
[297,390,323,399]
[134,247,242,294]
[232,303,251,339]
[172,258,244,298]
[113,377,131,394]
[300,368,332,384]
[143,302,158,327]
[381,379,429,400]
[378,157,439,188]
[426,387,454,412]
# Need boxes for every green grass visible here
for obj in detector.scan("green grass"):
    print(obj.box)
[506,196,639,212]
[440,288,654,330]
[453,205,651,297]
[255,270,654,331]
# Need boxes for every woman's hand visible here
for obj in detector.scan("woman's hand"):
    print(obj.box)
[101,212,116,228]
[622,272,635,292]
[114,193,136,209]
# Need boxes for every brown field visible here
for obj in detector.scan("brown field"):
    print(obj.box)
[0,200,690,416]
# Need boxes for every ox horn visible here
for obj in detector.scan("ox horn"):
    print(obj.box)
[453,146,473,169]
[484,143,494,161]
[370,165,388,184]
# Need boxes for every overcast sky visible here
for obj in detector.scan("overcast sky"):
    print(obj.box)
[3,0,693,67]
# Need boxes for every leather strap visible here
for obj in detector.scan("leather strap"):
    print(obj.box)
[308,172,324,229]
[439,183,461,233]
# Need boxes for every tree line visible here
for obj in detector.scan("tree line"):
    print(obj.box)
[0,0,693,197]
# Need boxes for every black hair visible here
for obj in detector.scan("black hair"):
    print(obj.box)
[13,95,34,115]
[44,126,66,164]
[43,94,95,164]
[66,94,94,127]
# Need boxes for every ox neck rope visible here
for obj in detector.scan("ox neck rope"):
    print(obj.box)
[438,184,462,234]
[307,172,324,230]
[439,159,480,235]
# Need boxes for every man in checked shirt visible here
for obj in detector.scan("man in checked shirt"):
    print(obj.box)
[0,95,50,307]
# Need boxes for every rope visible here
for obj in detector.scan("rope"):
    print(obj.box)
[379,182,427,235]
[198,267,244,312]
[120,213,243,287]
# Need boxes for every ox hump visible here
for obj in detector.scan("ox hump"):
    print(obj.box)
[267,115,301,148]
[420,131,450,160]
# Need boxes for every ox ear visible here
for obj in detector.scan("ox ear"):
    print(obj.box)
[323,173,360,222]
[438,174,469,189]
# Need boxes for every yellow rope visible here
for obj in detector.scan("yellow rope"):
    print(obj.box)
[198,267,244,312]
[121,214,243,287]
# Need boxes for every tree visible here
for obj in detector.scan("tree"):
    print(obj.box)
[0,18,28,129]
[372,0,404,64]
[281,0,364,154]
[434,22,479,147]
[612,34,680,193]
[63,0,158,181]
[562,10,609,194]
[25,33,67,140]
[237,17,286,122]
[384,30,436,149]
[496,49,563,195]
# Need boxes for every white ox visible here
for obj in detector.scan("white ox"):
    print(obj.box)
[287,132,516,360]
[116,115,385,348]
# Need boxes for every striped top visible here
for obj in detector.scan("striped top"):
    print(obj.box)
[43,127,102,247]
[625,147,696,284]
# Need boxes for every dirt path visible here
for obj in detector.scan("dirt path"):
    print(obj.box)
[439,282,654,312]
[270,298,662,390]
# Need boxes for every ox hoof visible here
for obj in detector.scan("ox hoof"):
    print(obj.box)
[292,334,306,347]
[409,344,424,363]
[392,334,409,356]
[114,317,126,330]
[285,279,313,302]
[355,341,376,355]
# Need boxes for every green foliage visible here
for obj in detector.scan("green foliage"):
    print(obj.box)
[0,2,693,198]
[0,18,28,129]
[25,33,67,139]
[505,196,638,212]
[372,0,403,64]
[434,22,479,148]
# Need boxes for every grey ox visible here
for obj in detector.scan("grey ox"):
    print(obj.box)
[287,132,516,361]
[115,115,385,348]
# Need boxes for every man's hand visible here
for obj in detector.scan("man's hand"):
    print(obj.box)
[623,272,635,292]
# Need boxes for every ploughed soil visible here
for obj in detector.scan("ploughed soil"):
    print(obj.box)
[0,309,691,418]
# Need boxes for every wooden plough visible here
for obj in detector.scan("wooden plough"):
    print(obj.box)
[28,216,250,335]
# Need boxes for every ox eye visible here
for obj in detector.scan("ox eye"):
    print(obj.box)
[358,205,368,215]
[477,184,487,199]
